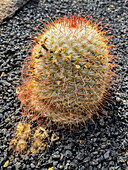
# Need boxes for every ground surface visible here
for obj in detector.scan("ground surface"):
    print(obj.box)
[0,0,128,169]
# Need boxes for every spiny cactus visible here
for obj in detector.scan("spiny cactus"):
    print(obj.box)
[17,15,115,126]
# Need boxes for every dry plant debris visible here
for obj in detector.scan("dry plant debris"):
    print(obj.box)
[9,121,59,154]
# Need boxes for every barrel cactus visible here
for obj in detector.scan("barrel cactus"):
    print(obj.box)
[17,15,115,126]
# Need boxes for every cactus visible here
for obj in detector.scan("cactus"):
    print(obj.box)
[17,15,115,126]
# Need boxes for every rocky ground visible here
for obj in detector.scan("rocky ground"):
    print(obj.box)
[0,0,128,169]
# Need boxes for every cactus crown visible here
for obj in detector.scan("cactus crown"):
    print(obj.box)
[18,15,115,126]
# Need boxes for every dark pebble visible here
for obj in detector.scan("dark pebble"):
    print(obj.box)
[65,150,73,159]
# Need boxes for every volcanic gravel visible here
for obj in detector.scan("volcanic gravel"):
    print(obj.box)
[0,0,128,169]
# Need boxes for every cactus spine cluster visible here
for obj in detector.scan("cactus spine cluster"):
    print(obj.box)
[17,15,114,126]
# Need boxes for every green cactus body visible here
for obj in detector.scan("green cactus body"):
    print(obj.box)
[18,15,114,126]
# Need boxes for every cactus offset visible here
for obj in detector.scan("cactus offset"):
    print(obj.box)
[17,15,115,126]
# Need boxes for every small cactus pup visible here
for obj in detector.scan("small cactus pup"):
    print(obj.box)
[17,15,115,127]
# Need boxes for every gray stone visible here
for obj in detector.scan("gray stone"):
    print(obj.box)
[65,150,73,159]
[0,0,30,24]
[104,151,110,159]
[0,114,3,119]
